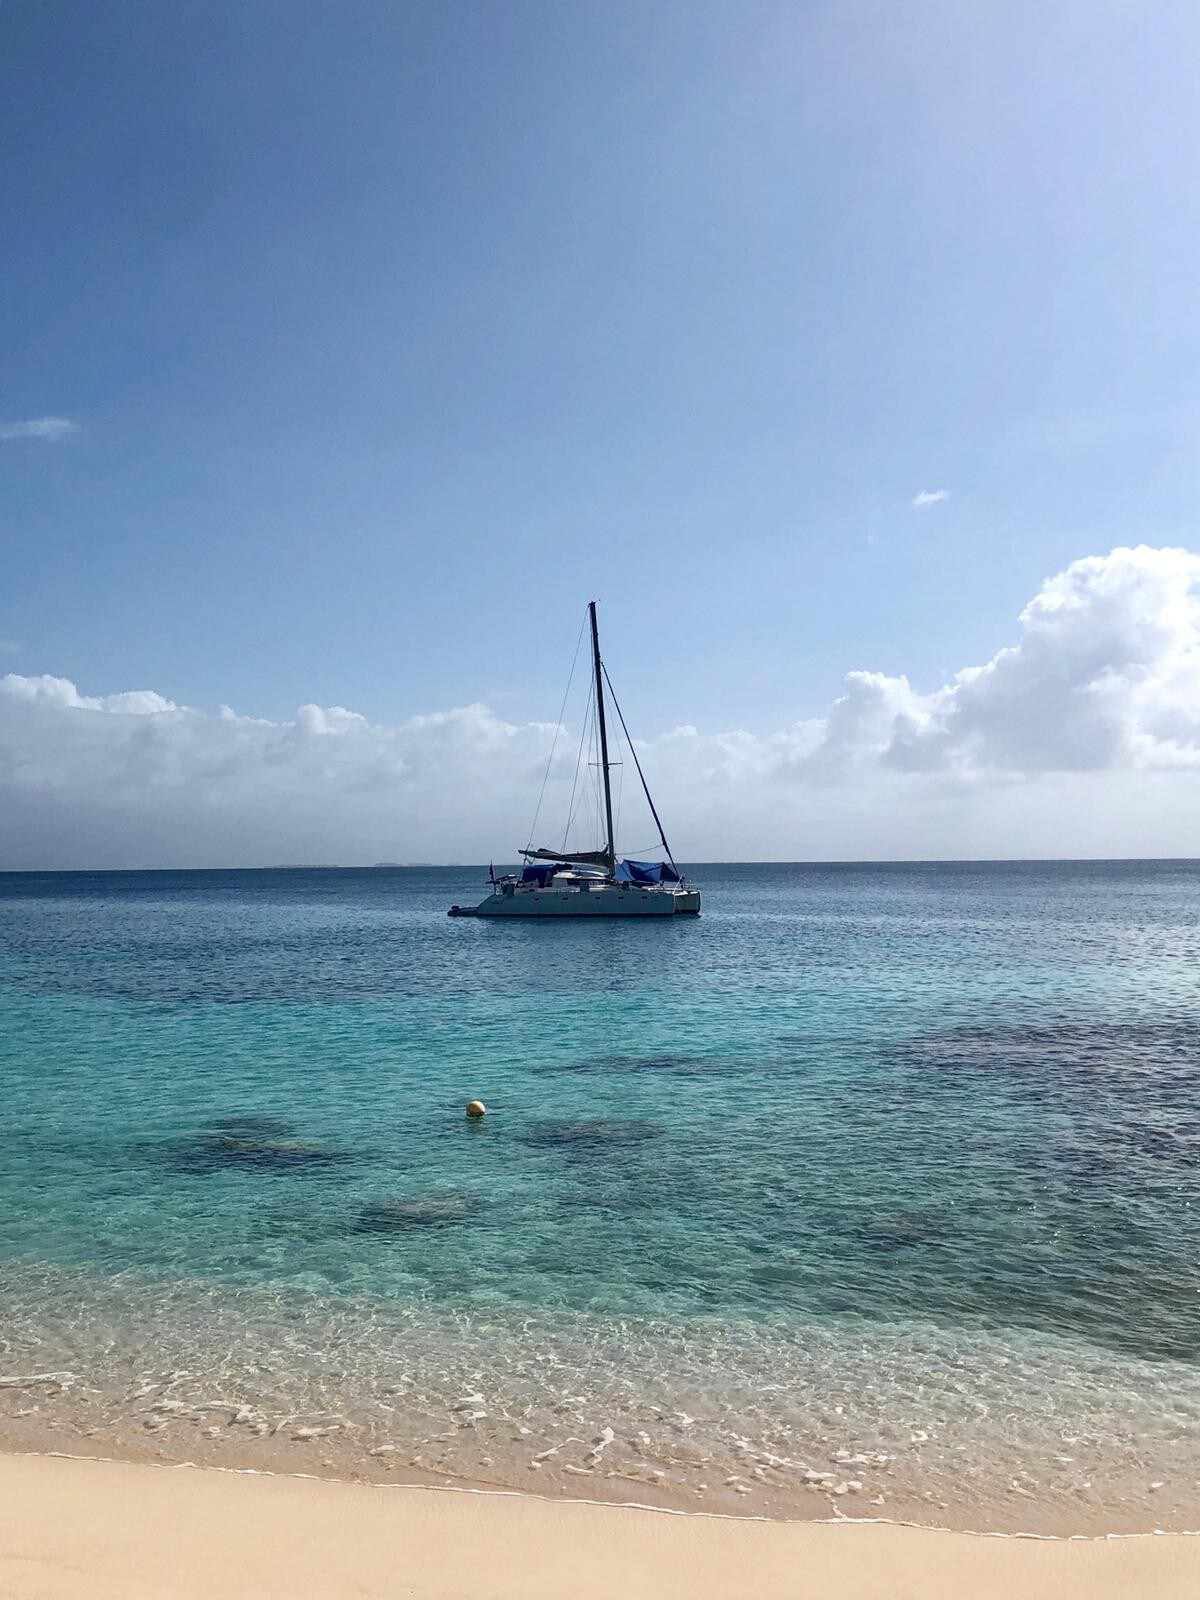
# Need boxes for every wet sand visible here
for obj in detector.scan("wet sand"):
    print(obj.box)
[2,1451,1198,1600]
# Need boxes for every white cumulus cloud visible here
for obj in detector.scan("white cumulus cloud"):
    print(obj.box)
[792,544,1200,779]
[0,416,78,442]
[911,489,950,508]
[1,546,1199,867]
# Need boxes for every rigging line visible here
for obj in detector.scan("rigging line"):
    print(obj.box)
[581,680,598,848]
[610,711,628,854]
[561,696,588,851]
[613,745,625,853]
[601,663,678,870]
[587,692,602,850]
[561,684,594,852]
[525,613,588,851]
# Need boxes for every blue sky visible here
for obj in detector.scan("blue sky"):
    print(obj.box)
[3,2,1200,864]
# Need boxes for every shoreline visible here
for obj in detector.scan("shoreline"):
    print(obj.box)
[5,1348,1198,1539]
[7,1260,1198,1539]
[3,1452,1199,1600]
[5,1407,1197,1541]
[5,1436,1200,1544]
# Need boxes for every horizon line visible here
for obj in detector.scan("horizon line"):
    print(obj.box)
[2,856,1198,875]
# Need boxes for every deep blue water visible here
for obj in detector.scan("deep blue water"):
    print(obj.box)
[2,862,1198,1525]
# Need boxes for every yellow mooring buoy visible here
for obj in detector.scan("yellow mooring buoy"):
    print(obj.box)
[466,1100,487,1119]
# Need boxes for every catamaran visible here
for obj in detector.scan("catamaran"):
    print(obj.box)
[449,603,700,918]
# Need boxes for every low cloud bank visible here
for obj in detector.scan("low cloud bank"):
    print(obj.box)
[3,546,1199,867]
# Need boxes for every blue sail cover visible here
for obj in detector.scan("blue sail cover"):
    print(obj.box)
[615,859,681,885]
[521,861,568,885]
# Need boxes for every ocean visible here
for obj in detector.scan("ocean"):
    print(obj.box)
[1,861,1197,1532]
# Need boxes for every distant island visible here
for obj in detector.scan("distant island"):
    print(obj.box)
[262,862,442,870]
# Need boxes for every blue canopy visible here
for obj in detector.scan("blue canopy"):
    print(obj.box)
[521,861,569,885]
[615,859,681,885]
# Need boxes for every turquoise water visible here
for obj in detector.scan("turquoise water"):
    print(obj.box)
[2,863,1199,1530]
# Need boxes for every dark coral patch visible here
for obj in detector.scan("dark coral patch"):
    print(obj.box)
[549,1052,732,1079]
[169,1134,355,1174]
[518,1118,662,1154]
[853,1209,955,1250]
[355,1193,482,1232]
[205,1114,296,1138]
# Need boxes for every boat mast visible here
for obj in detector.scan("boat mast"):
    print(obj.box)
[589,600,616,873]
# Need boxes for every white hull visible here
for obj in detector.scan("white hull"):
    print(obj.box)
[451,884,700,918]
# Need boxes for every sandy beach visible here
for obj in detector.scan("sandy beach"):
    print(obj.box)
[1,1452,1197,1600]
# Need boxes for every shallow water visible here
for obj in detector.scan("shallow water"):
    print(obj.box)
[1,863,1198,1529]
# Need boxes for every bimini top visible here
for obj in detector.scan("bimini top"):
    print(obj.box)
[615,859,681,885]
[520,861,570,885]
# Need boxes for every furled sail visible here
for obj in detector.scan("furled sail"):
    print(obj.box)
[521,846,615,870]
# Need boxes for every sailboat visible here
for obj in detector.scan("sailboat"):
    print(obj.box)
[449,603,701,918]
